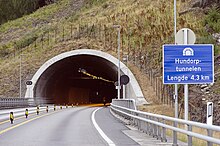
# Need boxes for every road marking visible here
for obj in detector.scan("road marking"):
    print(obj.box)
[0,111,59,135]
[0,120,10,125]
[91,107,116,146]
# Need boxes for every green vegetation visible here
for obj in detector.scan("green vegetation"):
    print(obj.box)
[0,0,217,86]
[204,7,220,33]
[0,0,218,82]
[0,0,39,25]
[85,0,107,6]
[0,45,10,58]
[16,33,38,49]
[201,7,220,55]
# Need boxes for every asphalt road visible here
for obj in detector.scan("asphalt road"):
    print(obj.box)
[0,106,139,146]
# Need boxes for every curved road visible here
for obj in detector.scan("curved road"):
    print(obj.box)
[0,106,139,146]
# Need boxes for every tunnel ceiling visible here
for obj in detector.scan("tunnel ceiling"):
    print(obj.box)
[35,55,118,104]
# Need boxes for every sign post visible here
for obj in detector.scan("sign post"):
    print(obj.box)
[113,25,121,99]
[183,29,189,121]
[173,2,177,145]
[207,102,213,125]
[207,101,214,146]
[177,28,196,121]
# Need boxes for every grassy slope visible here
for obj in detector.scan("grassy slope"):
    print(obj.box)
[0,0,216,103]
[0,0,83,97]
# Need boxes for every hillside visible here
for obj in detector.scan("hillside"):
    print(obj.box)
[0,0,220,124]
[0,0,58,25]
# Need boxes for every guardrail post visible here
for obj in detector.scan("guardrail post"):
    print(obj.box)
[153,117,158,138]
[127,106,131,121]
[149,116,153,136]
[128,100,131,110]
[146,115,150,135]
[187,125,192,146]
[134,112,137,126]
[157,118,162,140]
[207,129,213,146]
[130,110,135,125]
[162,119,167,142]
[173,121,178,146]
[142,115,147,133]
[139,114,144,132]
[136,113,140,129]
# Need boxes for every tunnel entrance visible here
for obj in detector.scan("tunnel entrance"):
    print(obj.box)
[26,49,146,106]
[34,55,117,105]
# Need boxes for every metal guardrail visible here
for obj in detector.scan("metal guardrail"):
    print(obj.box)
[0,97,72,109]
[0,98,35,109]
[110,102,220,146]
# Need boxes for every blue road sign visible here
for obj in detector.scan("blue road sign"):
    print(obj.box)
[163,44,214,84]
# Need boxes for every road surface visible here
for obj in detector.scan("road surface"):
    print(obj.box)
[0,106,139,146]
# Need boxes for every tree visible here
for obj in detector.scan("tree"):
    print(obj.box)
[199,0,220,8]
[0,0,41,25]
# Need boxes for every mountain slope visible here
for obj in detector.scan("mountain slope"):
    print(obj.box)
[0,0,220,124]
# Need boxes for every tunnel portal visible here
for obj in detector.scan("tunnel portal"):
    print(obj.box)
[26,49,146,106]
[35,55,118,105]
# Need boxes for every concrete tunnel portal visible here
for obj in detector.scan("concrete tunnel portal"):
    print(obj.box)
[36,54,117,104]
[25,49,146,105]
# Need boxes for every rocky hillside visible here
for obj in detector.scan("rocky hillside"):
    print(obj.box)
[0,0,220,124]
[178,0,220,124]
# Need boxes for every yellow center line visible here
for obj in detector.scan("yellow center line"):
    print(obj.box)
[78,103,109,107]
[0,110,60,135]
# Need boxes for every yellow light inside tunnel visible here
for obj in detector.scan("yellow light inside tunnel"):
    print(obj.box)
[79,69,114,84]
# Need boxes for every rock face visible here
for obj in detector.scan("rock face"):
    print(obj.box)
[187,0,220,125]
[213,33,220,45]
[191,0,220,8]
[38,0,57,7]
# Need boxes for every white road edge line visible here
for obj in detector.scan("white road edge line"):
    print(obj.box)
[91,107,116,146]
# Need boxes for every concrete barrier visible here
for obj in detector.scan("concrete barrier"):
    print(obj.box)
[111,99,136,110]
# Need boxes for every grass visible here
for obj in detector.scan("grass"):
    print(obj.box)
[0,0,212,60]
[166,123,220,146]
[0,0,70,58]
[15,33,38,49]
[0,0,70,33]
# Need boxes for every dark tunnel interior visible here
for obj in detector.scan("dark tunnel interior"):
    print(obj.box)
[34,55,118,105]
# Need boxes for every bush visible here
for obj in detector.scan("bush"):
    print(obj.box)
[204,7,220,33]
[16,33,38,49]
[0,0,56,25]
[85,0,107,7]
[0,45,10,58]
